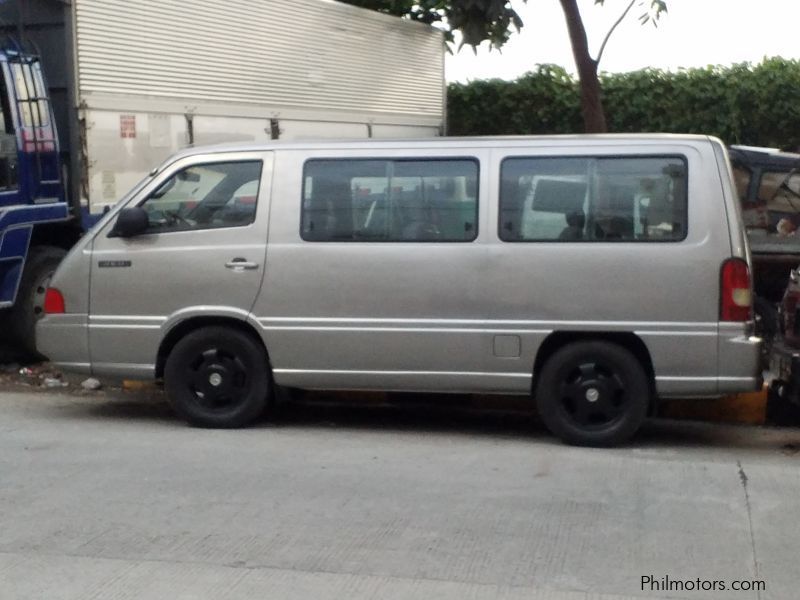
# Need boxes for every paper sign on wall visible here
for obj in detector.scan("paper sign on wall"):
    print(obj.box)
[120,115,136,139]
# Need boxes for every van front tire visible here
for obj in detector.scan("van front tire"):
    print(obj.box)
[164,326,270,428]
[535,341,650,447]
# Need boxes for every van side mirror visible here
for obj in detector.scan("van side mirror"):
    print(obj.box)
[111,207,149,238]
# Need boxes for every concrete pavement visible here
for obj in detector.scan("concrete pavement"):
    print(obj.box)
[1,389,799,599]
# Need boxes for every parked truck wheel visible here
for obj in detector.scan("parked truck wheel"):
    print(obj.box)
[164,326,271,428]
[535,341,650,447]
[7,246,66,360]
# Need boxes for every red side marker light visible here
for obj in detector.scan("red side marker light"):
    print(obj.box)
[44,288,65,314]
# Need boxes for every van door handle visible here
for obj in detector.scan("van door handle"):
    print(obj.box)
[225,258,259,270]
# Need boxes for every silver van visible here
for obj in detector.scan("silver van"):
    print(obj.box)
[37,135,761,446]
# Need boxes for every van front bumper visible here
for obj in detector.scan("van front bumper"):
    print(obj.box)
[36,313,91,374]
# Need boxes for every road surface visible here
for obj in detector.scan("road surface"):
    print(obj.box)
[1,389,799,599]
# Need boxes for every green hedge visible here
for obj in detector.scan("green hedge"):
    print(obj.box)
[447,58,800,149]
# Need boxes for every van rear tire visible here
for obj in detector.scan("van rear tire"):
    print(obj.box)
[535,341,650,447]
[164,326,270,428]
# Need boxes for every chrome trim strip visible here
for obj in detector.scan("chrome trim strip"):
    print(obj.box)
[635,331,716,337]
[89,315,166,322]
[264,326,550,334]
[273,368,531,379]
[88,315,166,330]
[656,375,755,382]
[52,362,91,369]
[89,314,719,333]
[92,362,154,372]
[259,317,718,328]
[656,376,716,382]
[258,318,719,339]
[88,324,162,330]
[655,376,755,383]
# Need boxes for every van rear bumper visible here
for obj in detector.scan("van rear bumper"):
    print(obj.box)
[36,313,91,374]
[718,326,763,394]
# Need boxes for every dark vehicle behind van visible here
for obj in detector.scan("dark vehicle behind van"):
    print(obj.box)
[730,146,800,298]
[729,146,800,344]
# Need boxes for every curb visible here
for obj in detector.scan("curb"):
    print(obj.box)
[122,379,160,392]
[659,387,769,425]
[119,380,776,426]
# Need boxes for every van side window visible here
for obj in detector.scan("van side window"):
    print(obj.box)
[139,161,262,233]
[499,156,688,242]
[301,158,479,242]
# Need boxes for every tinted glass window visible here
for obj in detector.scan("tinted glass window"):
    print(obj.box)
[301,158,478,242]
[499,156,687,242]
[140,161,261,233]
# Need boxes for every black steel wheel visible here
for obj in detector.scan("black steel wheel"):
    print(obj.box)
[535,341,650,447]
[164,326,270,428]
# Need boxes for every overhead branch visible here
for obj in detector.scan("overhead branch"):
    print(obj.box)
[595,0,636,66]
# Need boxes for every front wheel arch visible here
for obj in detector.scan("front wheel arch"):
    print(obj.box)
[163,324,272,428]
[156,316,268,379]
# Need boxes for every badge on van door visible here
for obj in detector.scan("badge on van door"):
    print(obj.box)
[98,260,132,268]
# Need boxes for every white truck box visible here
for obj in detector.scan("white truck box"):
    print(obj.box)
[2,0,445,212]
[75,0,444,210]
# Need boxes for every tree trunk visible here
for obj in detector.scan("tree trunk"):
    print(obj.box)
[559,0,608,133]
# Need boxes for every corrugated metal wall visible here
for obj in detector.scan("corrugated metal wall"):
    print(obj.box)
[73,0,444,120]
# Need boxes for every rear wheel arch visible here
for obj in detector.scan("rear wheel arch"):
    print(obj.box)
[534,339,651,446]
[532,331,656,409]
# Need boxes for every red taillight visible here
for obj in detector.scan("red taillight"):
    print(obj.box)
[720,258,752,322]
[44,288,65,314]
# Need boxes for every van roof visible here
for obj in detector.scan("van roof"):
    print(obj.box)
[165,133,718,163]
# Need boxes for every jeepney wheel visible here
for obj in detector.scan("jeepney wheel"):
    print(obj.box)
[7,246,66,360]
[535,341,650,447]
[164,326,271,428]
[754,296,778,369]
